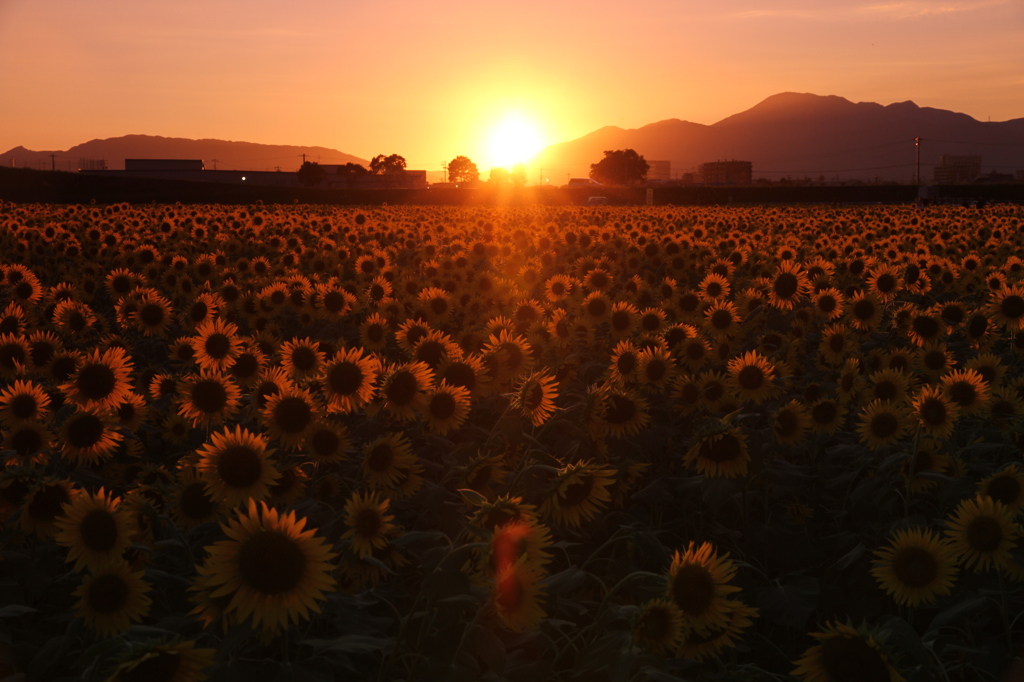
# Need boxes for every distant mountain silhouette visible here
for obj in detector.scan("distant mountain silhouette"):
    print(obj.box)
[0,135,368,172]
[531,93,1024,182]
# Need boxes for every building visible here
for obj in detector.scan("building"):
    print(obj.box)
[318,166,428,190]
[646,160,671,181]
[933,155,981,184]
[699,160,752,185]
[78,159,107,171]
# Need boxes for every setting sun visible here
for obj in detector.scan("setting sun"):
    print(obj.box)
[486,113,544,169]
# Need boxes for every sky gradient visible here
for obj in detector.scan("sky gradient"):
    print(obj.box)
[1,0,1022,172]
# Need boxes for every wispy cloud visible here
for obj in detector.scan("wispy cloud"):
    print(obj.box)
[855,0,1009,18]
[726,0,1009,21]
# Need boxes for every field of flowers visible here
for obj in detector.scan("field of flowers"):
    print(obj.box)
[1,200,1023,681]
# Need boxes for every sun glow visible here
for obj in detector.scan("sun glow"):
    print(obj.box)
[486,113,544,169]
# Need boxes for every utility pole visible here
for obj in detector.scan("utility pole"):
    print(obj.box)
[914,137,922,185]
[211,158,219,171]
[50,153,56,171]
[441,161,447,183]
[301,153,307,165]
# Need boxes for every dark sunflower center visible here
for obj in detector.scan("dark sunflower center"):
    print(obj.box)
[190,301,209,322]
[10,393,39,420]
[179,481,216,519]
[641,314,661,331]
[818,296,837,314]
[28,484,70,522]
[737,365,764,390]
[355,508,382,537]
[586,298,607,318]
[710,310,732,330]
[523,383,545,411]
[237,530,307,595]
[116,650,182,682]
[920,398,948,426]
[912,316,940,340]
[812,402,838,425]
[29,341,55,367]
[645,360,667,383]
[853,299,876,320]
[443,363,475,391]
[66,413,105,448]
[366,323,385,342]
[386,371,419,405]
[611,311,631,331]
[686,341,706,361]
[366,444,394,472]
[273,397,312,434]
[671,563,716,616]
[426,391,456,420]
[10,426,42,456]
[216,445,263,488]
[1000,295,1024,320]
[87,573,129,614]
[616,353,637,375]
[948,381,977,407]
[829,334,846,353]
[191,379,228,413]
[604,395,637,425]
[986,475,1021,506]
[923,351,946,371]
[966,516,1003,552]
[875,273,897,293]
[700,433,743,462]
[291,346,317,371]
[870,412,900,439]
[820,635,893,682]
[874,381,898,402]
[80,508,118,552]
[0,343,27,370]
[773,272,799,299]
[231,353,259,380]
[416,341,446,367]
[204,333,231,359]
[967,315,988,338]
[139,303,165,327]
[323,291,347,313]
[892,546,938,588]
[310,428,340,458]
[562,476,595,507]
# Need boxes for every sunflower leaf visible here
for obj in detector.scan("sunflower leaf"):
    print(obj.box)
[927,594,988,633]
[757,575,818,629]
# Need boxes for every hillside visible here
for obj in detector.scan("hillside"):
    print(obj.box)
[530,93,1024,182]
[0,135,368,172]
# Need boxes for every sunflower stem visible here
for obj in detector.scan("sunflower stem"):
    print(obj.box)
[903,425,922,519]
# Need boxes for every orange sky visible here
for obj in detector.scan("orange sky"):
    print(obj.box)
[1,0,1021,172]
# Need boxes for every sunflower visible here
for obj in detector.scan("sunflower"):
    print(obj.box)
[808,398,847,435]
[196,500,335,635]
[698,272,731,301]
[600,387,650,438]
[359,432,415,490]
[104,640,216,682]
[988,283,1024,332]
[847,291,883,333]
[512,371,558,426]
[55,487,133,572]
[914,342,952,381]
[0,333,30,380]
[538,461,615,528]
[726,350,776,404]
[911,385,959,439]
[812,287,846,321]
[793,621,904,682]
[666,541,740,634]
[342,490,397,558]
[481,330,534,384]
[702,301,741,340]
[939,368,990,416]
[266,465,309,508]
[3,421,51,466]
[226,344,265,389]
[608,300,640,339]
[773,400,811,446]
[176,372,242,429]
[480,519,553,579]
[190,318,243,374]
[170,468,226,529]
[905,308,946,347]
[0,379,51,426]
[636,346,676,390]
[437,353,489,399]
[422,381,471,436]
[74,560,152,637]
[492,558,546,632]
[303,419,349,464]
[634,599,687,655]
[261,386,321,450]
[677,599,757,662]
[52,300,98,339]
[195,426,280,506]
[279,337,325,381]
[945,495,1021,571]
[60,407,123,466]
[871,527,959,607]
[359,312,390,351]
[768,261,810,310]
[857,400,910,450]
[378,361,434,421]
[865,369,910,404]
[979,464,1024,514]
[685,426,749,478]
[132,290,175,337]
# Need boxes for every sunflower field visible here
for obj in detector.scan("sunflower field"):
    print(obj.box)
[1,200,1024,681]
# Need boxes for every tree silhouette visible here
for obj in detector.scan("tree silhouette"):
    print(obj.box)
[447,156,479,185]
[370,154,407,175]
[589,149,649,185]
[296,161,327,187]
[489,167,510,186]
[510,163,528,188]
[336,162,368,187]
